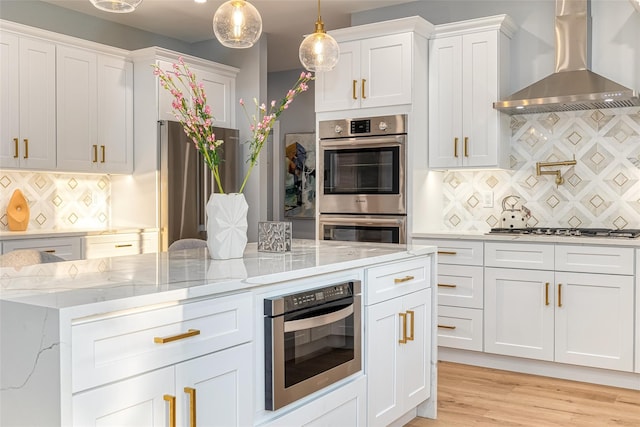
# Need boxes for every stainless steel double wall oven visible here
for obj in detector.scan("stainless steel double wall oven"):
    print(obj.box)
[318,114,407,244]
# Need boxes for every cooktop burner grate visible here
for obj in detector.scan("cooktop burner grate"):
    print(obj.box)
[488,227,640,238]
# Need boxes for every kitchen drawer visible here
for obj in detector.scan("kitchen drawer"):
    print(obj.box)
[140,231,159,254]
[83,233,140,259]
[71,291,253,392]
[1,236,82,260]
[416,239,483,266]
[555,245,633,275]
[485,242,554,270]
[437,264,483,309]
[365,256,431,305]
[437,306,483,352]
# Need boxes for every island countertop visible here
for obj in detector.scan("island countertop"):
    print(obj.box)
[0,239,435,315]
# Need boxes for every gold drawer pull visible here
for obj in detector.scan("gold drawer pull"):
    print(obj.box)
[154,329,200,344]
[438,283,457,288]
[394,275,414,284]
[23,139,28,159]
[545,282,550,306]
[13,138,19,158]
[406,310,414,341]
[352,80,357,99]
[464,136,469,157]
[92,144,98,163]
[115,244,133,248]
[361,79,366,99]
[558,283,562,307]
[454,137,458,158]
[184,387,197,427]
[438,324,456,330]
[100,145,105,163]
[399,312,407,344]
[164,394,176,427]
[43,249,56,253]
[437,250,457,255]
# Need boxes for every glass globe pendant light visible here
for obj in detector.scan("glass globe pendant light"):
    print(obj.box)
[89,0,142,13]
[299,0,339,72]
[213,0,263,49]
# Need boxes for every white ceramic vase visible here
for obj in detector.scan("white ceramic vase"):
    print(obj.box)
[206,193,248,259]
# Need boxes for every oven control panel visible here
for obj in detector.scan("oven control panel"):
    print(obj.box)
[265,281,361,316]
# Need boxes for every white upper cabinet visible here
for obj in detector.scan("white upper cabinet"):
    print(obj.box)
[315,17,433,113]
[57,46,133,174]
[429,15,516,169]
[0,32,56,170]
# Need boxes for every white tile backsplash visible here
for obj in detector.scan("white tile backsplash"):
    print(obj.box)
[0,171,111,231]
[440,107,640,231]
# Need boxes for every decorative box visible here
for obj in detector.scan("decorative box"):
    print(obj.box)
[258,221,292,252]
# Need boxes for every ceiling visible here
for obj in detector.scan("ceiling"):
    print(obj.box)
[40,0,417,72]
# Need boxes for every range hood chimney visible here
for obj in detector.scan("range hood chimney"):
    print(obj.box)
[494,0,639,115]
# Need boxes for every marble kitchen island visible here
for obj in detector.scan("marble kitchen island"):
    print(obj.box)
[1,239,437,427]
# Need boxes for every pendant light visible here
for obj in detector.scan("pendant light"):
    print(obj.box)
[90,0,142,13]
[213,0,263,49]
[298,0,340,72]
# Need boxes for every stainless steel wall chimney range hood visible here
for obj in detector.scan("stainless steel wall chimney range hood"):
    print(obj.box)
[494,0,639,115]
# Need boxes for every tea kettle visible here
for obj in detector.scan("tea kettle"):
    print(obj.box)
[500,195,531,229]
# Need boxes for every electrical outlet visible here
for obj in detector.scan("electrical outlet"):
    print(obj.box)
[482,191,494,208]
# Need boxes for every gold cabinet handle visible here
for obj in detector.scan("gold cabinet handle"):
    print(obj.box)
[437,250,457,255]
[398,312,407,344]
[352,80,357,99]
[115,244,133,248]
[23,139,28,159]
[43,249,56,253]
[438,283,457,288]
[558,283,562,307]
[454,137,459,158]
[406,310,415,341]
[438,324,456,330]
[361,79,366,99]
[92,144,98,163]
[545,282,550,306]
[164,394,176,427]
[184,387,196,427]
[100,145,105,163]
[464,137,469,157]
[13,138,19,158]
[394,275,414,284]
[154,328,200,344]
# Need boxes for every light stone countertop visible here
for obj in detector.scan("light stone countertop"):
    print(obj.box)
[0,239,435,316]
[412,230,640,247]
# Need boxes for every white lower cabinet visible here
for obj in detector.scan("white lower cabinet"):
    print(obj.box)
[83,233,141,259]
[485,243,635,372]
[73,343,252,427]
[365,255,433,427]
[1,236,82,260]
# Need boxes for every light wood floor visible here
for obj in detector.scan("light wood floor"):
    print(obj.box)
[407,361,640,426]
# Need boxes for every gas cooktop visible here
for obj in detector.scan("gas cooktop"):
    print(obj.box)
[488,227,640,238]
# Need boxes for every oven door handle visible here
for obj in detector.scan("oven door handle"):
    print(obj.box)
[320,135,404,149]
[321,217,404,226]
[284,304,354,333]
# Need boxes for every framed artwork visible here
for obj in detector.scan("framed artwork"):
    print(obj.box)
[284,132,316,219]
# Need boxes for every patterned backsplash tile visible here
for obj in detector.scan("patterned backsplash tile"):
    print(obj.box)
[0,171,111,231]
[441,107,640,231]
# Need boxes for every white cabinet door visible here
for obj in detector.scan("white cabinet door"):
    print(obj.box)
[73,366,174,427]
[157,60,234,128]
[428,35,462,168]
[360,33,412,109]
[366,289,430,427]
[176,343,253,427]
[315,40,360,112]
[315,34,413,112]
[554,272,634,372]
[461,30,500,168]
[97,55,133,174]
[0,33,56,169]
[429,28,507,169]
[56,45,98,172]
[484,267,554,361]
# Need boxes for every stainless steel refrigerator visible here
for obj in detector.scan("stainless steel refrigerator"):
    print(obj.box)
[158,120,239,251]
